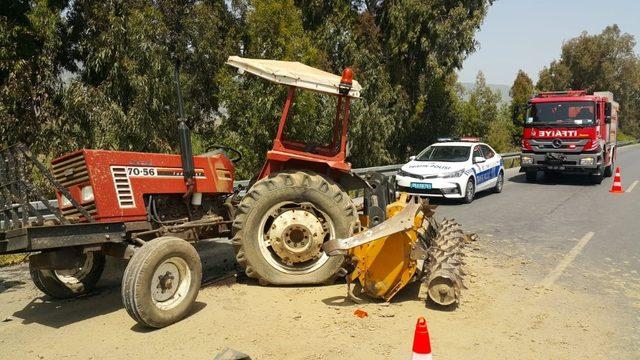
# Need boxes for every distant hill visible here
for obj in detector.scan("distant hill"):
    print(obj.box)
[460,82,511,104]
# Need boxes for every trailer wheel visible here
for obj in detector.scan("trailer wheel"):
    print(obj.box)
[525,170,537,182]
[122,237,202,328]
[232,171,357,285]
[29,252,105,299]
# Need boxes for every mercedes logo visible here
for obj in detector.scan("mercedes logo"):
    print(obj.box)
[552,138,563,148]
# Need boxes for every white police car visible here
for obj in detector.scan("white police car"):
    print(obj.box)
[395,139,504,203]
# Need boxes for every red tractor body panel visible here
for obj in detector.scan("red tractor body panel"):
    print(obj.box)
[51,149,234,223]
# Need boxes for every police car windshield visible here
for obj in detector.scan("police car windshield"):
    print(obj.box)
[415,146,470,162]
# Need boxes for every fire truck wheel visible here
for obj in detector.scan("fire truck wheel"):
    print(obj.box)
[591,167,604,185]
[29,252,105,299]
[232,171,358,285]
[122,237,202,328]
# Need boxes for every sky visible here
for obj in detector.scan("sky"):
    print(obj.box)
[457,0,640,86]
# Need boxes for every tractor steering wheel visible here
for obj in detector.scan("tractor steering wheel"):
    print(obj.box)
[204,144,242,164]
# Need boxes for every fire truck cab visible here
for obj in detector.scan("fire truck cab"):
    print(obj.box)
[519,90,618,184]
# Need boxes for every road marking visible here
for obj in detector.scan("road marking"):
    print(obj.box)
[627,180,639,193]
[541,231,595,288]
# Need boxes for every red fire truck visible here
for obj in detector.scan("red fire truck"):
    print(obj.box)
[519,90,618,184]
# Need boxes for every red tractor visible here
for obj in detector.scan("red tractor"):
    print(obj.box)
[0,57,395,327]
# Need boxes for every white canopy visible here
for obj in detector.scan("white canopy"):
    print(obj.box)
[226,56,361,98]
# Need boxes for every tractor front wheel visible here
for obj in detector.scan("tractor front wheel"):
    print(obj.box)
[122,237,202,328]
[232,171,358,285]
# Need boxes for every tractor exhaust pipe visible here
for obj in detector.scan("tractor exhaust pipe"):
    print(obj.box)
[173,59,195,201]
[179,121,196,200]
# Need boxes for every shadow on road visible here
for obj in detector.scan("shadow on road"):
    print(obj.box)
[426,189,494,207]
[12,288,123,328]
[129,301,208,333]
[0,279,26,294]
[508,172,601,186]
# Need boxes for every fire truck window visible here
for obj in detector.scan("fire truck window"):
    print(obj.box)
[527,101,595,125]
[481,145,494,159]
[282,92,339,151]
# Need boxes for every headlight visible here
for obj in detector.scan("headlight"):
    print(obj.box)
[439,169,465,178]
[81,185,94,202]
[521,156,533,164]
[397,169,410,177]
[580,157,595,166]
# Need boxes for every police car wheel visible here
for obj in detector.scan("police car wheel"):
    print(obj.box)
[494,171,504,193]
[463,179,475,204]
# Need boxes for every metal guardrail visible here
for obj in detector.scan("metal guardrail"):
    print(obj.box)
[4,141,637,224]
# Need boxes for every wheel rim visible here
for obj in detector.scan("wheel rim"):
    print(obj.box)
[151,257,192,310]
[54,252,94,285]
[258,201,335,274]
[497,173,504,191]
[466,181,474,200]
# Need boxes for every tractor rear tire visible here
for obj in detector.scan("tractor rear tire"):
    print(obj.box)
[122,237,202,328]
[232,171,358,285]
[29,251,105,299]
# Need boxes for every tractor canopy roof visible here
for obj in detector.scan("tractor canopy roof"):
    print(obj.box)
[226,56,361,98]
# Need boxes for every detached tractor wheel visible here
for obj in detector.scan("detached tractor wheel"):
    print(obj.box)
[122,237,202,328]
[232,171,358,285]
[29,252,105,299]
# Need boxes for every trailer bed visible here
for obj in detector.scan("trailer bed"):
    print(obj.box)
[0,222,127,254]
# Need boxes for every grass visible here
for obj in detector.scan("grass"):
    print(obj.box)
[0,254,29,267]
[618,131,637,143]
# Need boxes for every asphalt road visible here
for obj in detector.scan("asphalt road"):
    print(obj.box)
[434,143,640,348]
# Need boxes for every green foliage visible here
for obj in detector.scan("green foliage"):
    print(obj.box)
[537,25,640,137]
[617,131,637,142]
[485,104,517,153]
[509,70,534,143]
[457,72,500,139]
[0,0,69,155]
[1,0,495,181]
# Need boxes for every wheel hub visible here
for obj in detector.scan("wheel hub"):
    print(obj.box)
[152,262,180,302]
[268,209,325,265]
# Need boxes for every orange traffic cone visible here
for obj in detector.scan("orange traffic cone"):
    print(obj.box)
[411,317,432,360]
[610,167,624,193]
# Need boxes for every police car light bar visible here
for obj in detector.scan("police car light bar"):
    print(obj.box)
[459,137,481,142]
[437,137,454,142]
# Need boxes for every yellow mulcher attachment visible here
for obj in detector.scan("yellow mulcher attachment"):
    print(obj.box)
[324,194,476,306]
